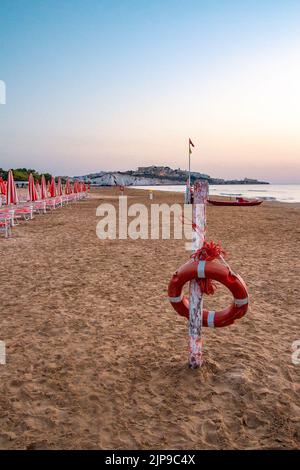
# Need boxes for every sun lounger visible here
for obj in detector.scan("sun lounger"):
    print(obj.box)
[0,215,12,238]
[15,205,33,221]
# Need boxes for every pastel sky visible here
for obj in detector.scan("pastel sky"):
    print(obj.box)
[0,0,299,182]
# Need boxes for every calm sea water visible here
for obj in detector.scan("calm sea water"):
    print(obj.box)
[133,184,300,203]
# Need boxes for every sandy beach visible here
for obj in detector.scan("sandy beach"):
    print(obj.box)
[0,187,299,450]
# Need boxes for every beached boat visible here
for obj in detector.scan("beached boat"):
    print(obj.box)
[208,197,263,207]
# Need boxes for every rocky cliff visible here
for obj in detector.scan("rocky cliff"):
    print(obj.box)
[85,173,183,186]
[75,167,269,186]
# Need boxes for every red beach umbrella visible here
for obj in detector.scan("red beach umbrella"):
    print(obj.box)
[49,177,56,198]
[65,178,72,195]
[36,180,41,199]
[0,177,6,195]
[57,177,63,196]
[28,173,38,202]
[6,170,19,205]
[41,175,47,200]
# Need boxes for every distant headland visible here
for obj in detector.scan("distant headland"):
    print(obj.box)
[75,166,269,186]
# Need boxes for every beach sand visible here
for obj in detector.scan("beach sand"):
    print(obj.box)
[0,187,299,449]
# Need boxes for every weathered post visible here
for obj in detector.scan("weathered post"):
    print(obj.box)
[188,180,209,368]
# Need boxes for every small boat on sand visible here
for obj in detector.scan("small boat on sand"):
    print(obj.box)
[208,197,263,207]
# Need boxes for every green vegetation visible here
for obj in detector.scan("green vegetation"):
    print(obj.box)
[0,168,64,182]
[0,168,8,179]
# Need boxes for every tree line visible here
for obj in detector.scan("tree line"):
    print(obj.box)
[0,168,67,183]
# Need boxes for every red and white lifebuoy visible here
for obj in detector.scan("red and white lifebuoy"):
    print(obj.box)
[168,260,248,327]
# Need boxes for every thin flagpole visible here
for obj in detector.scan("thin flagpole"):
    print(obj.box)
[188,140,191,189]
[187,138,194,203]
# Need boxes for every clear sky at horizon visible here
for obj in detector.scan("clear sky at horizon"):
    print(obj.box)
[0,0,299,182]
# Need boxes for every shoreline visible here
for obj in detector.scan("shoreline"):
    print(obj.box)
[121,186,300,205]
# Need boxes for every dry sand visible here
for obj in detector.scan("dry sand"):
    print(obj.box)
[0,187,300,449]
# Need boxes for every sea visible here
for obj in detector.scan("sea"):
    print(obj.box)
[133,184,300,203]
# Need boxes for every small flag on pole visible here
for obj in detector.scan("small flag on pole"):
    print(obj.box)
[189,138,194,154]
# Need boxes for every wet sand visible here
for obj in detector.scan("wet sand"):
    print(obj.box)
[0,187,299,449]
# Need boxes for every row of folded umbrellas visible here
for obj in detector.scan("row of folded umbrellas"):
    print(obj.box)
[0,170,90,205]
[0,171,90,238]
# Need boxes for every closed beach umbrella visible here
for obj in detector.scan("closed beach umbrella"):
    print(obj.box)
[41,175,47,200]
[28,173,38,202]
[36,180,41,199]
[65,178,72,195]
[73,181,78,194]
[49,177,56,198]
[6,170,19,205]
[57,177,63,196]
[64,179,69,195]
[0,177,6,195]
[33,179,38,201]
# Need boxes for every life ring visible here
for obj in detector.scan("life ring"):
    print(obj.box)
[168,260,248,327]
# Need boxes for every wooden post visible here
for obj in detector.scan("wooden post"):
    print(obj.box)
[188,180,209,368]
